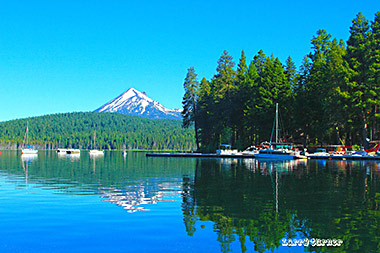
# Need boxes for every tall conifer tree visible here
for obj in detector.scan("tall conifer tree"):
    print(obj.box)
[211,50,236,146]
[182,67,200,150]
[346,12,372,146]
[369,12,380,139]
[233,50,248,148]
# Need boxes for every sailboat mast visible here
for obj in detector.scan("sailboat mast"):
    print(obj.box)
[275,103,278,143]
[26,121,29,147]
[94,130,96,149]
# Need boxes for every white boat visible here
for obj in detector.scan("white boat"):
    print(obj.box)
[307,148,330,158]
[89,130,104,155]
[216,144,240,155]
[254,104,304,160]
[241,146,259,156]
[255,143,303,159]
[67,148,80,154]
[21,121,38,155]
[89,149,104,155]
[56,148,68,154]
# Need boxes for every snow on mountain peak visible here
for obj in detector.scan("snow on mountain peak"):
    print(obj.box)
[94,88,182,120]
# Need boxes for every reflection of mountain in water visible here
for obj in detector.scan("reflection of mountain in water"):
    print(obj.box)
[182,159,380,252]
[0,151,195,213]
[99,181,177,213]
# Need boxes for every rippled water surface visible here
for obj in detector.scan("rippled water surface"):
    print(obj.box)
[0,150,379,252]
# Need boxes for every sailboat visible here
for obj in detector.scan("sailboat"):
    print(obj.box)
[89,130,104,155]
[255,103,304,159]
[21,121,38,155]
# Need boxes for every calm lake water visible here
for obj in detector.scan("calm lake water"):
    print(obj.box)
[0,150,379,252]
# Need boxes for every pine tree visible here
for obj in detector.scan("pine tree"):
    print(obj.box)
[242,60,260,147]
[285,56,297,90]
[253,49,266,75]
[294,56,311,143]
[345,12,372,146]
[196,77,214,151]
[232,50,248,148]
[368,12,380,140]
[182,67,200,150]
[210,50,236,147]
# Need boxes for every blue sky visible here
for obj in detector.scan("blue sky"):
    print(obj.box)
[0,0,379,122]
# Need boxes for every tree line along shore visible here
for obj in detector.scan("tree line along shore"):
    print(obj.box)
[0,112,195,151]
[182,12,380,152]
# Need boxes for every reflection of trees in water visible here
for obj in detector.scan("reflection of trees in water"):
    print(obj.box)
[182,159,380,252]
[2,151,196,213]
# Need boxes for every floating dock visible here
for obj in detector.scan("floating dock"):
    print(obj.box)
[146,153,254,159]
[146,153,380,161]
[307,155,380,161]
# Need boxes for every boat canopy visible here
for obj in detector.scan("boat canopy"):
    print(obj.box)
[270,143,294,149]
[219,144,232,149]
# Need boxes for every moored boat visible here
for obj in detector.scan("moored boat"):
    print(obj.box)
[307,148,330,158]
[255,143,304,159]
[241,146,259,155]
[21,121,38,155]
[89,131,104,155]
[216,144,240,155]
[67,149,80,154]
[56,148,68,154]
[89,149,104,155]
[254,104,304,160]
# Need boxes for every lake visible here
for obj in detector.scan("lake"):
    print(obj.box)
[0,150,379,252]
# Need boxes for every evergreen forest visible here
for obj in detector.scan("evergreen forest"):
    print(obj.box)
[0,112,195,150]
[182,12,380,152]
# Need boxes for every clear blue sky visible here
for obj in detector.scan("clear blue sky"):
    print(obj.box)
[0,0,379,122]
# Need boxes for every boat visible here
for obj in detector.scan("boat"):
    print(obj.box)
[351,150,369,157]
[327,145,346,156]
[242,143,271,156]
[365,141,380,155]
[67,148,80,154]
[254,104,304,160]
[89,149,104,155]
[241,145,259,155]
[255,143,305,159]
[56,148,68,154]
[307,148,330,158]
[21,121,38,155]
[216,144,240,155]
[89,131,104,155]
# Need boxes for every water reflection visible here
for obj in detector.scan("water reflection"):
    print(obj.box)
[20,154,38,185]
[100,184,164,213]
[182,158,380,252]
[0,151,195,213]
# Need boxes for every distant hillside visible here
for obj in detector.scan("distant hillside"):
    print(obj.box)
[0,112,195,150]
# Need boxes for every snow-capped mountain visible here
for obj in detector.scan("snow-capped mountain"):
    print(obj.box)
[94,88,182,120]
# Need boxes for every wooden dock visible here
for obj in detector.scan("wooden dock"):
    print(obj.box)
[146,153,255,159]
[307,155,380,161]
[146,152,380,161]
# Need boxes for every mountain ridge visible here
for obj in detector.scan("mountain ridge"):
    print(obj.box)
[94,88,182,120]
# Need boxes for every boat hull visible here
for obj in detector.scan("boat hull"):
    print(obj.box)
[89,150,104,155]
[21,149,38,155]
[66,149,80,154]
[254,153,295,160]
